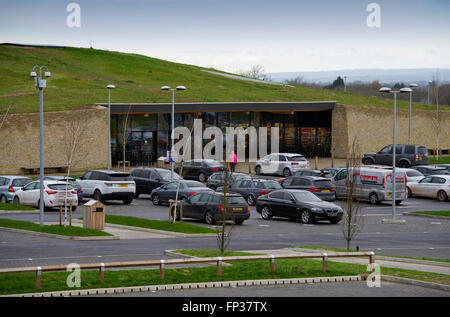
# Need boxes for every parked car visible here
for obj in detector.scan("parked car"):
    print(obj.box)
[407,175,450,201]
[206,172,251,190]
[322,168,344,178]
[411,165,450,176]
[130,167,181,198]
[43,176,83,202]
[332,167,408,205]
[365,166,425,183]
[436,164,450,173]
[280,176,336,201]
[254,153,310,177]
[150,180,213,205]
[175,159,225,182]
[255,189,343,224]
[277,169,333,183]
[362,144,428,168]
[170,191,250,225]
[77,170,135,204]
[224,178,283,206]
[12,180,78,210]
[0,176,32,203]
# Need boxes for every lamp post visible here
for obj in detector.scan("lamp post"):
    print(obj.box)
[407,83,418,145]
[30,66,51,227]
[379,87,411,223]
[427,80,432,104]
[106,85,115,170]
[160,85,186,180]
[343,76,348,92]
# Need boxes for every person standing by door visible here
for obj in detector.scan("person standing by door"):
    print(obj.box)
[229,151,237,172]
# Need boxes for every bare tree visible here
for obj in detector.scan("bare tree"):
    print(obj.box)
[0,103,12,130]
[430,74,442,160]
[217,164,236,256]
[342,138,364,251]
[238,65,269,81]
[120,105,132,171]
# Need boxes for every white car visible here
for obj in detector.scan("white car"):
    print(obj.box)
[255,153,310,177]
[407,175,450,201]
[13,180,78,210]
[77,170,135,204]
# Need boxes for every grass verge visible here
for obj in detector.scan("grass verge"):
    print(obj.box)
[428,157,450,165]
[0,218,112,237]
[173,249,262,257]
[0,203,36,211]
[104,215,217,234]
[410,211,450,217]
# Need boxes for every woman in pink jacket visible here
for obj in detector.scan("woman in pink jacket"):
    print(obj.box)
[229,151,237,172]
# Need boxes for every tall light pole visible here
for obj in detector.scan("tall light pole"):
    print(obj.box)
[160,85,186,180]
[427,80,432,104]
[343,76,348,92]
[379,87,411,224]
[30,66,51,227]
[407,83,418,145]
[106,85,115,170]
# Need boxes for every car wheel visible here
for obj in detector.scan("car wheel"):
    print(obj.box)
[93,190,102,202]
[407,187,412,198]
[246,194,256,206]
[204,211,215,224]
[363,158,374,165]
[283,168,291,177]
[0,195,7,203]
[71,206,77,212]
[255,165,262,175]
[395,200,402,206]
[234,219,244,225]
[198,173,206,182]
[152,194,160,205]
[123,197,133,205]
[437,190,448,202]
[134,192,140,199]
[13,196,20,204]
[260,205,272,220]
[300,209,314,224]
[330,219,340,224]
[399,161,410,168]
[369,192,379,205]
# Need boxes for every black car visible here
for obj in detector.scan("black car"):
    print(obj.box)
[362,144,428,168]
[206,172,251,190]
[255,189,343,224]
[175,159,225,182]
[130,167,182,198]
[150,180,213,205]
[280,176,336,201]
[171,191,250,225]
[411,165,450,176]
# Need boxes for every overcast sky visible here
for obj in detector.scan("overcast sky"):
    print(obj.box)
[1,0,449,73]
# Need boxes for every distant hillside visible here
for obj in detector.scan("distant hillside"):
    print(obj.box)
[268,69,450,85]
[0,44,446,113]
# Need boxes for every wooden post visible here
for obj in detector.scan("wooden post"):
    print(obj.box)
[322,253,328,273]
[269,255,275,272]
[99,263,105,283]
[179,201,183,223]
[160,260,165,280]
[314,156,319,170]
[69,203,73,227]
[36,266,42,288]
[217,257,223,277]
[168,201,173,223]
[59,206,62,227]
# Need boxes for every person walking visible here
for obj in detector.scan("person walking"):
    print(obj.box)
[229,151,237,173]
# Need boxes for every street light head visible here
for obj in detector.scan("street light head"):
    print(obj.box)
[400,87,412,94]
[30,71,37,78]
[160,86,171,91]
[107,84,115,89]
[409,83,418,88]
[175,85,186,90]
[44,71,51,78]
[379,87,392,93]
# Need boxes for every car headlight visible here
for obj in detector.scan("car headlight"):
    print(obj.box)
[311,207,323,212]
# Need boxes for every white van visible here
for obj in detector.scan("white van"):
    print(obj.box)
[332,166,408,205]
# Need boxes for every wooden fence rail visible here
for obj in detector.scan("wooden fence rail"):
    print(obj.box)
[0,252,375,288]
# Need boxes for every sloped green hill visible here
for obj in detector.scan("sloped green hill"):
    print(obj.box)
[0,44,445,113]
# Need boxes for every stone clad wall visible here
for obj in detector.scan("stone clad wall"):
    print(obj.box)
[0,107,107,174]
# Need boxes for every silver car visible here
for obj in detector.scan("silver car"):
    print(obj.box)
[255,153,310,177]
[407,175,450,201]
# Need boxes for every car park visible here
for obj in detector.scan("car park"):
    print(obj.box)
[407,175,450,201]
[175,159,225,182]
[12,180,78,210]
[332,167,408,205]
[77,170,135,204]
[0,176,32,203]
[225,178,283,206]
[130,167,181,198]
[206,172,251,190]
[362,144,428,167]
[171,191,250,225]
[254,153,310,177]
[255,189,343,224]
[43,176,83,202]
[150,180,213,205]
[411,165,450,176]
[280,176,336,201]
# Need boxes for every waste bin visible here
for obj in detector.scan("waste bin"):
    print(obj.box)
[83,200,105,230]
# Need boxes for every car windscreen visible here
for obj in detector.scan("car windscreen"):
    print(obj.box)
[287,156,306,162]
[185,181,206,188]
[220,196,247,205]
[107,174,133,181]
[12,178,32,187]
[48,184,73,190]
[158,170,181,181]
[313,180,333,188]
[418,147,427,155]
[406,170,423,177]
[259,181,282,189]
[292,191,322,202]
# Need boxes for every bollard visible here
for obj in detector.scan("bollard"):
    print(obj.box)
[322,253,328,273]
[369,252,375,272]
[59,206,62,227]
[269,255,275,272]
[36,266,42,288]
[160,260,165,280]
[69,203,73,227]
[99,263,105,283]
[217,257,223,277]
